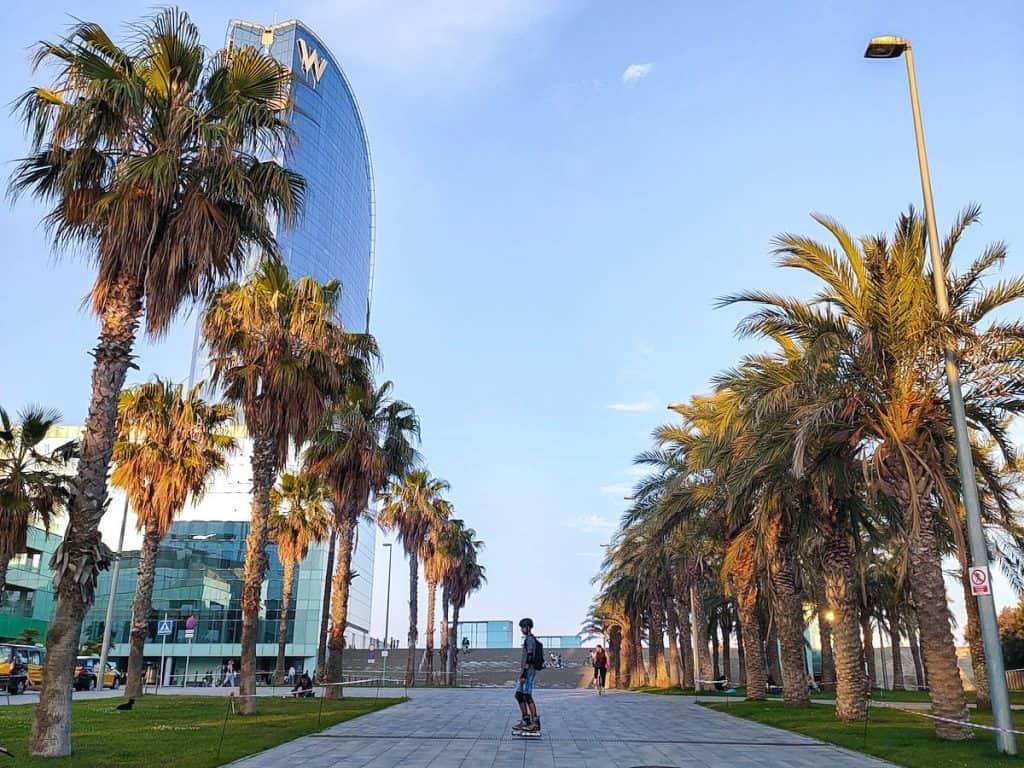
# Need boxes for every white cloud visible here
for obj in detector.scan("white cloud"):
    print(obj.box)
[314,0,568,85]
[565,514,617,533]
[599,483,632,497]
[621,62,654,84]
[605,399,657,413]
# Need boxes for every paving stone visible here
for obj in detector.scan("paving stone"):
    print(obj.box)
[226,688,895,767]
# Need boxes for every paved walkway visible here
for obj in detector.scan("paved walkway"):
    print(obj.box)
[228,688,894,767]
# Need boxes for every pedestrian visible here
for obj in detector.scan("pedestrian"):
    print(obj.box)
[291,672,314,698]
[287,664,296,685]
[223,659,235,687]
[592,644,608,692]
[512,617,543,736]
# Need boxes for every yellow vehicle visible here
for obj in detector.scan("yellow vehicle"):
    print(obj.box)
[0,643,45,694]
[74,656,123,691]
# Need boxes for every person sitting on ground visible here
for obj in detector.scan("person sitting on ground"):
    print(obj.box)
[291,672,314,698]
[713,674,729,691]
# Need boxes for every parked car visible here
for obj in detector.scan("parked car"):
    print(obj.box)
[74,656,122,691]
[0,643,45,694]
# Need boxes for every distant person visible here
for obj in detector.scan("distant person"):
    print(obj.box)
[592,645,608,693]
[462,637,470,653]
[204,669,213,687]
[512,618,543,736]
[287,665,296,685]
[291,672,314,698]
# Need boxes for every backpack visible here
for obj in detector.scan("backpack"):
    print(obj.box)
[530,636,545,670]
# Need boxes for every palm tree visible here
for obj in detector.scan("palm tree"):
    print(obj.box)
[378,470,451,686]
[305,380,419,698]
[111,379,235,698]
[12,10,302,754]
[723,207,1024,738]
[204,261,348,713]
[0,407,75,600]
[268,472,331,685]
[444,521,485,685]
[422,505,456,684]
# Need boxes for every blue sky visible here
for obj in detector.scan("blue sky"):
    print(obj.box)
[3,1,1023,643]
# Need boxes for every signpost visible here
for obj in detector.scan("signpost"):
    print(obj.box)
[156,615,174,692]
[182,614,197,686]
[970,566,992,596]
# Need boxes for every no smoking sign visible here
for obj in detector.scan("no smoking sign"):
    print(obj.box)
[969,566,991,596]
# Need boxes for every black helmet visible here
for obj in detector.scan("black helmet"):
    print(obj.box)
[519,617,534,629]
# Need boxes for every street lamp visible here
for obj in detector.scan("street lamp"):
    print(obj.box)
[97,497,130,689]
[865,35,1016,754]
[381,543,393,684]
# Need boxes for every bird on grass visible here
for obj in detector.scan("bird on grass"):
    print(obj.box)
[116,698,135,711]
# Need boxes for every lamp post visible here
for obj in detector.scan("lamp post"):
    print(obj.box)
[97,496,129,689]
[381,543,393,684]
[865,35,1016,754]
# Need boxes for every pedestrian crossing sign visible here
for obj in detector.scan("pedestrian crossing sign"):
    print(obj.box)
[157,619,174,637]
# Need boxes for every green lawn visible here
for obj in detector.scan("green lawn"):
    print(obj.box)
[632,685,747,697]
[0,695,403,767]
[701,700,1022,768]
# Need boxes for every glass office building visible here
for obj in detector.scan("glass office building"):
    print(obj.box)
[227,18,374,333]
[455,621,582,649]
[0,525,60,642]
[83,517,375,683]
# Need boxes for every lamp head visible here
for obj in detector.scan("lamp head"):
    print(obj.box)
[864,36,909,59]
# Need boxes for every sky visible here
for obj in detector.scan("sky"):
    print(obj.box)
[2,1,1024,646]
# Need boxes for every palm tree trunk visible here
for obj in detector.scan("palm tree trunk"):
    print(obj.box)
[406,552,418,687]
[861,612,876,688]
[676,584,695,689]
[620,620,635,688]
[719,610,733,683]
[0,551,12,607]
[274,559,296,685]
[710,623,721,680]
[735,619,746,685]
[609,625,622,688]
[821,521,867,720]
[634,621,648,685]
[439,587,450,686]
[316,529,336,681]
[888,618,905,692]
[239,433,277,714]
[664,604,682,686]
[649,605,667,685]
[960,562,991,710]
[766,623,782,689]
[31,275,142,757]
[766,517,810,707]
[324,507,358,699]
[730,540,766,700]
[124,527,162,698]
[907,612,926,690]
[691,581,712,690]
[817,608,836,691]
[897,478,970,739]
[424,579,437,684]
[448,604,460,686]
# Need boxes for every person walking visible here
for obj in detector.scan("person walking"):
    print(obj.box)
[592,644,608,694]
[512,618,543,736]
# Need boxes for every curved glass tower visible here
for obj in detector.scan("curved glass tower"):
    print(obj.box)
[227,19,374,333]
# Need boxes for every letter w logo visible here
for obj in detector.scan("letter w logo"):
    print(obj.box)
[296,38,328,88]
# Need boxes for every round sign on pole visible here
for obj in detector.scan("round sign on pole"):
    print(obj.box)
[185,614,198,631]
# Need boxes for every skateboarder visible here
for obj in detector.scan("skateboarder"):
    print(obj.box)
[512,617,543,736]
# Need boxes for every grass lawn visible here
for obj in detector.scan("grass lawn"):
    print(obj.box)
[701,699,1022,767]
[0,695,403,767]
[633,685,747,697]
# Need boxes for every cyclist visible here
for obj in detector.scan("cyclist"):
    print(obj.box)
[592,644,608,693]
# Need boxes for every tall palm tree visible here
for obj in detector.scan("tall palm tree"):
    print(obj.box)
[378,470,451,686]
[445,521,485,686]
[422,505,456,684]
[268,472,331,685]
[111,379,235,698]
[724,207,1024,738]
[0,407,75,600]
[12,10,303,754]
[305,380,419,698]
[204,261,348,713]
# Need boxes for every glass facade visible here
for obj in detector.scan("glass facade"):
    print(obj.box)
[227,19,374,333]
[456,621,514,649]
[0,525,60,642]
[82,516,376,680]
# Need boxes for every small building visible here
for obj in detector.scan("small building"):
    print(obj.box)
[455,620,582,649]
